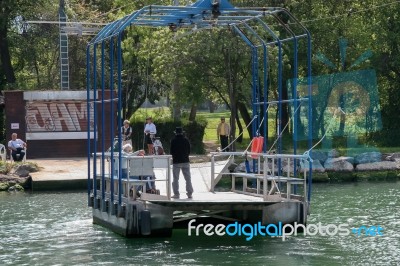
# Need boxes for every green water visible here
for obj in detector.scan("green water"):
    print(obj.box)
[0,182,399,265]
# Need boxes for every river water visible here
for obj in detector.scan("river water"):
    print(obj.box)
[0,182,399,265]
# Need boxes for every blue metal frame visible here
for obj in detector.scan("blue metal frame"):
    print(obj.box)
[86,0,313,210]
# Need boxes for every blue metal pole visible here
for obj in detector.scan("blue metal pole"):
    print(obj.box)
[306,33,313,203]
[109,37,115,204]
[92,43,98,206]
[86,45,91,206]
[252,48,258,175]
[263,43,268,152]
[293,38,299,193]
[117,33,123,205]
[277,42,283,176]
[101,41,106,201]
[241,23,268,152]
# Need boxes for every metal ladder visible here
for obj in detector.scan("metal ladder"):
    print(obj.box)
[59,0,69,90]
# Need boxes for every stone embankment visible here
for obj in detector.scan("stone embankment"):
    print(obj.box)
[0,163,39,192]
[234,150,400,182]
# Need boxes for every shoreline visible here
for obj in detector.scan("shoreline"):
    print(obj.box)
[1,151,400,192]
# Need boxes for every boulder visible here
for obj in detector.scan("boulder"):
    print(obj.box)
[337,156,355,165]
[12,164,38,177]
[327,149,340,158]
[356,161,399,171]
[310,150,328,163]
[299,159,325,173]
[354,152,382,165]
[8,184,24,192]
[282,159,299,174]
[234,161,261,173]
[324,158,354,172]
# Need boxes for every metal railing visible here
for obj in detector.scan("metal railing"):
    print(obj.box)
[94,153,172,202]
[210,151,310,203]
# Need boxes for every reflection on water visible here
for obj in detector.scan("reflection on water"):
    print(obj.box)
[0,182,399,265]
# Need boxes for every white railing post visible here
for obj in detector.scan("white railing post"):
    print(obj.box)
[167,156,171,200]
[211,154,215,192]
[263,156,268,199]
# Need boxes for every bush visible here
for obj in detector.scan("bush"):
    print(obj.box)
[130,118,207,154]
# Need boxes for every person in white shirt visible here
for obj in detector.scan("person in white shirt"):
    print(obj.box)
[144,117,157,155]
[8,133,27,161]
[121,120,133,148]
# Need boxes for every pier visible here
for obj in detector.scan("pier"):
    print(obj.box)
[89,152,310,237]
[86,0,313,237]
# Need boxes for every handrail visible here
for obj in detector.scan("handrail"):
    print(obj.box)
[94,153,172,200]
[210,152,308,202]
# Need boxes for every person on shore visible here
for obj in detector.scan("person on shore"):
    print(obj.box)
[8,133,27,161]
[122,120,133,148]
[217,117,230,152]
[170,127,193,199]
[144,117,156,155]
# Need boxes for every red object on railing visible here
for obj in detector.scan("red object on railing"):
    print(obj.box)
[250,136,264,158]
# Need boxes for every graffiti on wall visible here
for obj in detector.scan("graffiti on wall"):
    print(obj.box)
[26,101,94,132]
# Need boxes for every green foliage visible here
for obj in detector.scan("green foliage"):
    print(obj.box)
[4,0,400,149]
[130,117,207,154]
[0,182,9,191]
[0,161,14,175]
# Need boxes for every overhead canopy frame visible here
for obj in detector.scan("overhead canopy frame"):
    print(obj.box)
[86,0,313,206]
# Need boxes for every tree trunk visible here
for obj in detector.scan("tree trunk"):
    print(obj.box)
[235,109,243,143]
[0,22,16,85]
[172,81,181,121]
[208,100,216,113]
[189,102,197,121]
[237,101,252,137]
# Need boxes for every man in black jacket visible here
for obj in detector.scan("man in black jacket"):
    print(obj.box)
[170,127,193,199]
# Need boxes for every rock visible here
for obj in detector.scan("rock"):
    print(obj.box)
[312,172,330,182]
[356,161,399,171]
[0,174,31,190]
[337,156,354,165]
[13,164,38,177]
[7,184,23,192]
[381,153,400,162]
[324,158,354,172]
[327,149,339,158]
[282,159,299,174]
[300,159,325,173]
[228,163,238,172]
[310,150,328,164]
[0,182,9,191]
[234,161,260,173]
[354,152,382,165]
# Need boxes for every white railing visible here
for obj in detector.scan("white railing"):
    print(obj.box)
[94,153,172,201]
[210,151,310,202]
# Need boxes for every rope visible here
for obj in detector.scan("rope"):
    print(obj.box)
[306,107,346,154]
[243,114,266,153]
[267,102,303,154]
[241,105,272,154]
[219,113,260,153]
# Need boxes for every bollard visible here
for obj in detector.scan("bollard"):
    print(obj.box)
[140,209,151,236]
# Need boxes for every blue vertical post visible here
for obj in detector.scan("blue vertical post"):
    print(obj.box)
[277,42,283,176]
[92,43,98,206]
[262,44,268,152]
[101,41,106,201]
[117,33,123,205]
[86,45,91,206]
[292,38,298,192]
[109,37,115,204]
[251,48,258,140]
[306,34,313,202]
[252,48,258,175]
